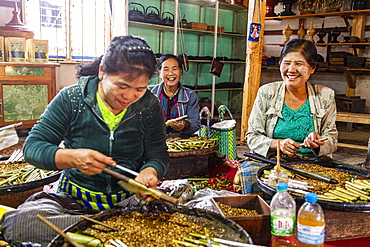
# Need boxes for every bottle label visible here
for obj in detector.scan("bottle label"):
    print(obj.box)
[271,216,296,235]
[297,223,325,245]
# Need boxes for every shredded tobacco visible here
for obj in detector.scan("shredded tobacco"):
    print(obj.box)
[216,202,258,216]
[83,212,247,247]
[290,164,354,194]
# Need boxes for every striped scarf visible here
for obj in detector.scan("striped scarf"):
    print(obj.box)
[57,173,131,210]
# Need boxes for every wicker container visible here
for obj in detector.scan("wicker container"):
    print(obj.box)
[188,22,208,31]
[211,195,271,246]
[164,144,218,180]
[207,25,225,33]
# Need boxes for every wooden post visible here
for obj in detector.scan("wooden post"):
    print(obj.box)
[346,14,367,97]
[240,0,266,143]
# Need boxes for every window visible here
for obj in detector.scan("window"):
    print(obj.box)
[24,0,113,61]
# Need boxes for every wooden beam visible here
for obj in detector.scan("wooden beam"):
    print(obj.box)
[343,70,356,89]
[240,0,266,142]
[337,143,368,150]
[345,14,367,97]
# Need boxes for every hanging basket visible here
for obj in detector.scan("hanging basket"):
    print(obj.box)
[210,105,237,159]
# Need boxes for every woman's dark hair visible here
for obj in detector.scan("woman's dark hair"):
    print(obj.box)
[158,54,183,71]
[279,39,318,68]
[76,56,103,78]
[76,35,157,81]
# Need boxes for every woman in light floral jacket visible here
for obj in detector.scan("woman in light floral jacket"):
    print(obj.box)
[246,39,337,158]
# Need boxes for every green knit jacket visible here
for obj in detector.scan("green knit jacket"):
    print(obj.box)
[23,76,169,194]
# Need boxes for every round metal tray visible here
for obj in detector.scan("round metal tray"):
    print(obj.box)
[49,203,253,247]
[257,164,370,212]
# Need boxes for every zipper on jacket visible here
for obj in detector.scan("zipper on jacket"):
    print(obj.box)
[91,107,114,193]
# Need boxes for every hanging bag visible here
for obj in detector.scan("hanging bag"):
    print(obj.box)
[210,105,237,159]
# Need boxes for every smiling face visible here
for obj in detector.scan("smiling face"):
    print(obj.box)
[280,52,316,90]
[159,58,183,89]
[98,66,148,114]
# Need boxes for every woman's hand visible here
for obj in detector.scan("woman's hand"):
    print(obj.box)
[135,167,158,202]
[272,138,302,157]
[170,120,186,131]
[302,132,325,149]
[55,148,116,175]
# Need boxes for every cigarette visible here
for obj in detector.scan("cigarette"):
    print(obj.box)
[300,138,328,147]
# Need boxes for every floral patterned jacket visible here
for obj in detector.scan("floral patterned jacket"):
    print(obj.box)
[246,81,338,158]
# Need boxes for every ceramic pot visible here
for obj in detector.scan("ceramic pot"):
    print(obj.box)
[316,21,327,43]
[266,0,279,17]
[331,26,341,43]
[279,0,297,16]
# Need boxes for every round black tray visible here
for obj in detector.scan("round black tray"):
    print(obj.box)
[0,172,61,195]
[49,203,253,247]
[257,164,370,212]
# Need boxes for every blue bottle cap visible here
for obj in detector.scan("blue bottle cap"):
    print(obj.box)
[306,192,318,203]
[276,183,288,191]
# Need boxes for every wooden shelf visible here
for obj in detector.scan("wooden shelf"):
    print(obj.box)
[265,9,370,21]
[264,43,370,46]
[263,65,370,74]
[129,21,246,37]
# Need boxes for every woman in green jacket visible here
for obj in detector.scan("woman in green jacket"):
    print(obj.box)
[1,35,169,246]
[24,35,169,209]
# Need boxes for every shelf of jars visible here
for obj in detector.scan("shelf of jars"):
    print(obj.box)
[262,65,370,74]
[264,9,370,21]
[263,43,370,47]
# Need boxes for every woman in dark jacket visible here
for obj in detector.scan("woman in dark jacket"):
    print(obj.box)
[148,54,201,138]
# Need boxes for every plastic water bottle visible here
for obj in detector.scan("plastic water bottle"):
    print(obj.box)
[297,193,325,247]
[270,183,297,247]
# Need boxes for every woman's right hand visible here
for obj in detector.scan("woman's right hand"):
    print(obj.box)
[272,138,302,157]
[55,148,116,175]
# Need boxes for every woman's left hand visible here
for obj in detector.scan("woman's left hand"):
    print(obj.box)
[170,120,186,131]
[302,132,325,149]
[134,167,158,202]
